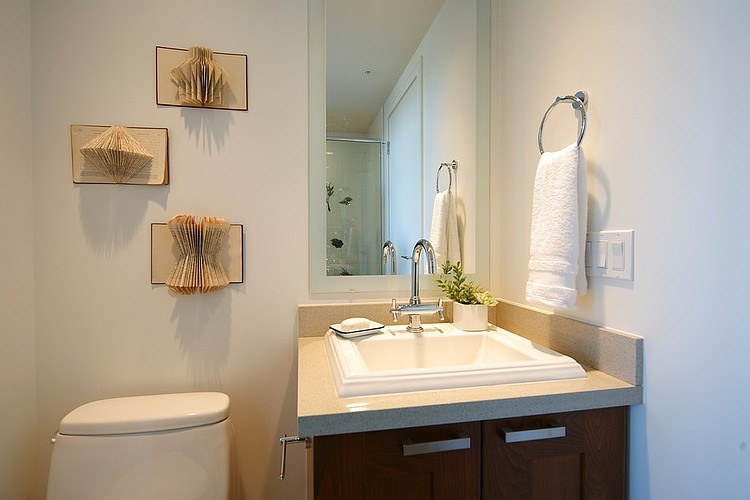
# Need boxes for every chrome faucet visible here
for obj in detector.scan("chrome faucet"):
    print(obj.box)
[390,239,444,333]
[382,240,397,275]
[408,239,435,305]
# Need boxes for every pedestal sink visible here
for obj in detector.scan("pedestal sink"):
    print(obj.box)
[324,324,586,397]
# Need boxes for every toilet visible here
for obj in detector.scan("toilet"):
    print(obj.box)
[47,392,236,499]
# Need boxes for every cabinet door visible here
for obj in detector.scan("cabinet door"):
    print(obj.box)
[312,421,481,500]
[482,407,627,500]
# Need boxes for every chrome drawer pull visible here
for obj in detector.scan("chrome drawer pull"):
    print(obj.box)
[401,432,471,456]
[501,425,566,443]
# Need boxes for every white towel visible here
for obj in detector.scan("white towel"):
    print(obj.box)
[429,189,461,267]
[525,143,588,309]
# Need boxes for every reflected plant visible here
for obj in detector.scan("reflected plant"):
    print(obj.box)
[326,182,334,212]
[339,196,353,206]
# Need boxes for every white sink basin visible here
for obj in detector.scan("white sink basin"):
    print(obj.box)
[324,324,586,397]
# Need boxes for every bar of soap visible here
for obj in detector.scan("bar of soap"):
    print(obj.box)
[340,317,371,332]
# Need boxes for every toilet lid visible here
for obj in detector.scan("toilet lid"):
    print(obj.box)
[58,392,230,435]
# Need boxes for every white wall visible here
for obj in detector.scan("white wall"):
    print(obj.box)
[492,1,750,497]
[0,1,37,498]
[30,0,308,498]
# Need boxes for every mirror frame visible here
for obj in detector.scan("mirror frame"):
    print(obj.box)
[309,0,491,294]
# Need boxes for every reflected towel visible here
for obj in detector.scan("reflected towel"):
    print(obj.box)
[525,143,588,309]
[429,189,461,267]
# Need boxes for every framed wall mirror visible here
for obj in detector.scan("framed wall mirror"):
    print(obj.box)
[309,0,490,294]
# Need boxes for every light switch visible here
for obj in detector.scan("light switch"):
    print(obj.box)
[585,230,634,281]
[596,241,607,268]
[611,241,625,270]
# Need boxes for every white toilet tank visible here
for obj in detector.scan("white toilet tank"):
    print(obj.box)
[47,392,236,500]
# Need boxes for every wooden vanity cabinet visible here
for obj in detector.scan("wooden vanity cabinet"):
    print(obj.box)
[310,407,627,499]
[311,421,481,500]
[482,407,627,500]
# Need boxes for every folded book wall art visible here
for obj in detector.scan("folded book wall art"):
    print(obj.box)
[156,46,248,111]
[169,46,228,107]
[151,215,244,294]
[71,125,169,185]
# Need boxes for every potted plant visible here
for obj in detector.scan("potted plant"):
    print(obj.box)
[436,261,498,331]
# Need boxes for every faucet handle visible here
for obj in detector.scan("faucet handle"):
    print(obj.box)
[437,297,445,321]
[390,298,399,322]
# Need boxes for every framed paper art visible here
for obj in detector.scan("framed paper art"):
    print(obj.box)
[156,46,248,111]
[150,222,244,285]
[70,124,169,185]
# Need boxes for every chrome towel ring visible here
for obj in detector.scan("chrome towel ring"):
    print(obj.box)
[436,160,458,193]
[537,91,588,154]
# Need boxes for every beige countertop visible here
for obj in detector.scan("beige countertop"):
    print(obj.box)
[297,331,642,437]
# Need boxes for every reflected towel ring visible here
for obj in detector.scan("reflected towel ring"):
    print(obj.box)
[436,160,458,193]
[537,91,588,154]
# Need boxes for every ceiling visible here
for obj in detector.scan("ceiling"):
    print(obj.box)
[326,0,446,135]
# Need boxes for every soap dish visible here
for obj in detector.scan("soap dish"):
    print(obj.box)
[329,321,385,338]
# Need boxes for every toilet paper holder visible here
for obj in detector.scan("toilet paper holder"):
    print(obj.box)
[278,435,310,481]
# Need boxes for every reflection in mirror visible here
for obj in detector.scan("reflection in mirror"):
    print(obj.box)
[309,0,490,292]
[325,1,444,277]
[325,138,382,276]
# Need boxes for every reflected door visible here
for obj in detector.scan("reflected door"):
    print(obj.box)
[384,59,423,275]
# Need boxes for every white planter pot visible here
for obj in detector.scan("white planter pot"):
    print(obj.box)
[453,303,488,331]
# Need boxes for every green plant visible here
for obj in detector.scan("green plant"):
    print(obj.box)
[330,237,344,249]
[436,261,498,306]
[326,183,335,212]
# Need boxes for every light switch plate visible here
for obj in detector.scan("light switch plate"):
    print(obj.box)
[585,230,634,280]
